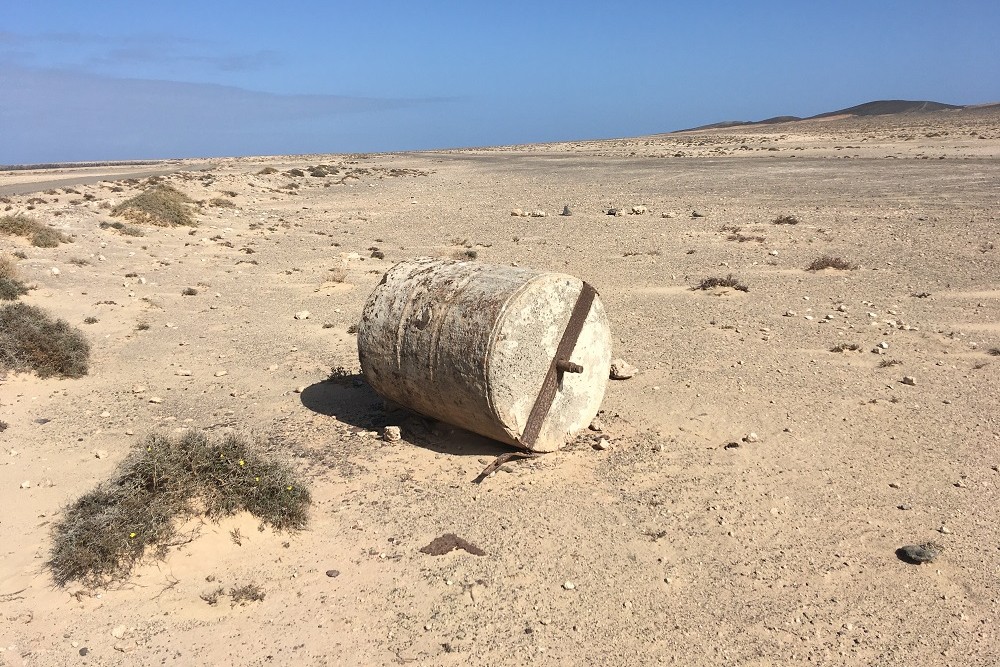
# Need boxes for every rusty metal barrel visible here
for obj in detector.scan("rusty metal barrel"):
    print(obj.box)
[357,257,612,452]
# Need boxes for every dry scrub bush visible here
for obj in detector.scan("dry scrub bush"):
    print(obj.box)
[0,303,90,378]
[48,430,311,587]
[807,255,857,271]
[100,220,146,237]
[0,255,29,301]
[772,215,800,225]
[256,167,279,175]
[0,213,72,247]
[694,274,749,292]
[111,184,197,227]
[208,197,236,208]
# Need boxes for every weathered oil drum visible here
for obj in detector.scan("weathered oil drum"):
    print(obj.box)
[357,257,612,452]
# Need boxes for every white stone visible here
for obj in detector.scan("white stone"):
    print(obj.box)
[383,425,402,442]
[294,310,311,320]
[610,359,637,380]
[563,581,576,590]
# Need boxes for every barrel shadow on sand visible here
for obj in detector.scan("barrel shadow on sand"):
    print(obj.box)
[299,375,511,458]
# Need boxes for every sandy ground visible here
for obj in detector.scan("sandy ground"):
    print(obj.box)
[1,107,999,666]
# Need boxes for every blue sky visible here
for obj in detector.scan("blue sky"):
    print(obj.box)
[2,1,998,163]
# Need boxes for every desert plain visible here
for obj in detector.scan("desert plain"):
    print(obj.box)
[1,106,999,666]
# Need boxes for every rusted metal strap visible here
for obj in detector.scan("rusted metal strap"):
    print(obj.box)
[473,450,541,484]
[518,282,597,449]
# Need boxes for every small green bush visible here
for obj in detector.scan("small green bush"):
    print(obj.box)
[0,213,72,247]
[111,185,196,227]
[0,302,90,377]
[48,431,311,586]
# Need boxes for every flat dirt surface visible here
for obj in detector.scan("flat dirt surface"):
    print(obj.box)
[1,107,999,665]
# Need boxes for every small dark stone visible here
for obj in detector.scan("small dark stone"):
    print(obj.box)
[692,210,704,218]
[370,250,385,259]
[561,205,573,216]
[325,569,340,578]
[897,542,943,564]
[79,647,89,656]
[723,441,740,450]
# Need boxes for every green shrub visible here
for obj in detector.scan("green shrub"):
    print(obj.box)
[0,213,72,247]
[48,431,311,586]
[111,185,196,227]
[0,302,90,377]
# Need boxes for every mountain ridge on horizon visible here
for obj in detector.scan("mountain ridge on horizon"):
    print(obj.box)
[674,99,997,133]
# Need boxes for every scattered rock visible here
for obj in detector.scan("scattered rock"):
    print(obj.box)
[609,358,637,380]
[383,425,402,442]
[325,569,340,578]
[768,250,779,256]
[607,208,622,216]
[510,208,523,217]
[20,480,31,489]
[294,385,306,393]
[294,310,311,320]
[149,396,163,404]
[630,205,647,215]
[898,504,912,510]
[529,209,546,217]
[661,212,675,218]
[593,437,611,451]
[897,542,943,564]
[783,310,797,317]
[562,581,576,590]
[110,625,128,639]
[588,417,604,432]
[938,525,952,534]
[94,449,108,459]
[743,432,760,443]
[691,210,704,218]
[420,533,486,556]
[214,370,227,377]
[902,376,917,386]
[79,648,89,656]
[51,267,60,275]
[561,205,573,216]
[177,369,193,376]
[837,304,848,312]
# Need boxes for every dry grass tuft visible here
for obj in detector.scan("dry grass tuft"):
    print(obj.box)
[0,255,29,301]
[0,303,90,377]
[208,198,236,208]
[806,255,857,271]
[830,343,861,352]
[48,430,311,587]
[694,274,749,292]
[111,185,197,227]
[0,213,72,247]
[772,215,800,225]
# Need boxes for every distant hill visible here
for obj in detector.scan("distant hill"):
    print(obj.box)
[675,99,969,132]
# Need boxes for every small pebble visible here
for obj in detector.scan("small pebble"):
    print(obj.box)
[562,581,576,590]
[902,376,917,386]
[588,417,604,432]
[294,310,311,320]
[938,525,952,534]
[149,396,163,404]
[609,359,637,380]
[593,437,611,451]
[383,426,402,442]
[743,432,760,443]
[325,569,340,578]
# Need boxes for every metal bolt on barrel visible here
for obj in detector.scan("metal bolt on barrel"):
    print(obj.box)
[356,257,612,452]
